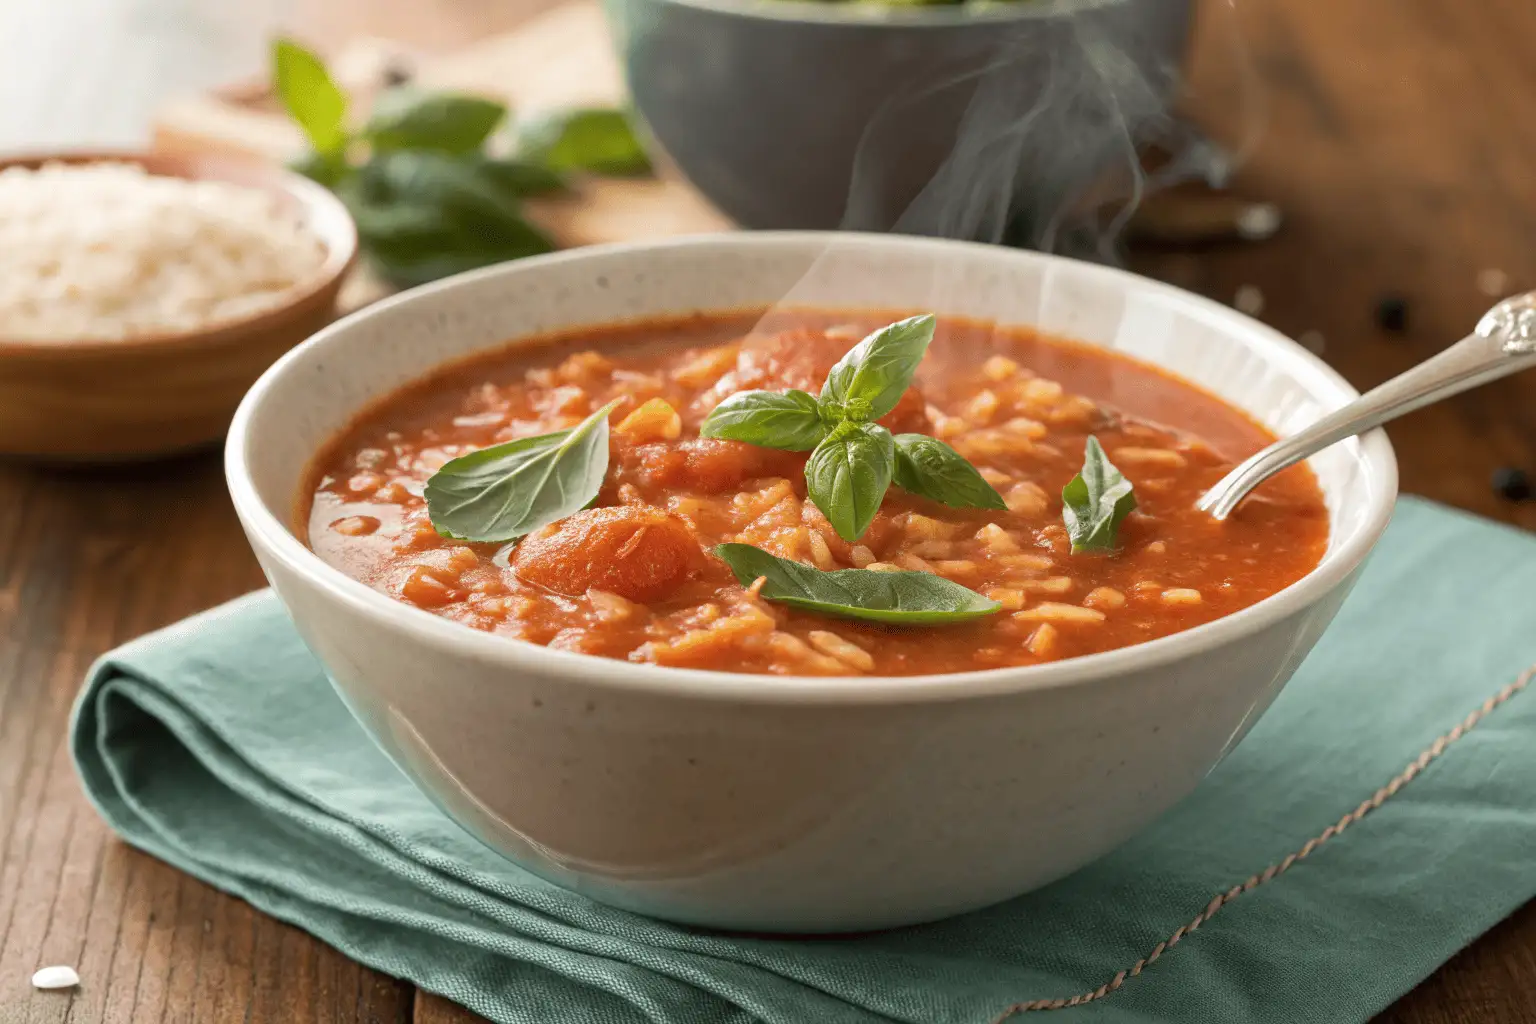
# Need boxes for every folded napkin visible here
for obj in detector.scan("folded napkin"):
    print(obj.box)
[73,496,1536,1024]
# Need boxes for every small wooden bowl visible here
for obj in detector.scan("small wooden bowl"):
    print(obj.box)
[0,150,358,461]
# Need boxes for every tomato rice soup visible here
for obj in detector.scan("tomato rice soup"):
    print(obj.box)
[303,311,1329,676]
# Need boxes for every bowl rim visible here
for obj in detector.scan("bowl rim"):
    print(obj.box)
[0,148,358,357]
[628,0,1124,28]
[226,231,1398,706]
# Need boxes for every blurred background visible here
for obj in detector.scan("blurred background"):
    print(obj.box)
[0,0,1531,505]
[0,0,552,150]
[0,0,1531,517]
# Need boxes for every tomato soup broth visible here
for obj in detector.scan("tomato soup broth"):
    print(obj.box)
[302,311,1329,676]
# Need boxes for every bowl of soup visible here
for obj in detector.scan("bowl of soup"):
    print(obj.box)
[603,0,1194,232]
[225,233,1396,932]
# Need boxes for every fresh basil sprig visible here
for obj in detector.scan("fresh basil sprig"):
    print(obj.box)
[271,39,649,289]
[806,422,896,543]
[698,389,825,450]
[716,543,1001,625]
[699,314,1003,540]
[363,87,507,155]
[1062,436,1137,554]
[893,433,1007,510]
[273,39,348,157]
[342,151,556,288]
[474,158,569,198]
[517,108,653,176]
[424,400,620,542]
[698,314,937,457]
[820,314,935,422]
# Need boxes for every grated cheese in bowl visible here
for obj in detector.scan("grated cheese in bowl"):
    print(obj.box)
[0,161,330,342]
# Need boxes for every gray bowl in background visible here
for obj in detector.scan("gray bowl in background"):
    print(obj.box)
[603,0,1194,238]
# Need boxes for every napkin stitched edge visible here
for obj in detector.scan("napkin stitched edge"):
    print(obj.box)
[989,661,1536,1019]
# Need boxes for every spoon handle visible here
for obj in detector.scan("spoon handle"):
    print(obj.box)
[1198,292,1536,520]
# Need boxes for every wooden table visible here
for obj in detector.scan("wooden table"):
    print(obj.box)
[2,0,1534,1020]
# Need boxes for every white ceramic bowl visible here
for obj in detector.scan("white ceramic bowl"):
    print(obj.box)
[226,233,1397,932]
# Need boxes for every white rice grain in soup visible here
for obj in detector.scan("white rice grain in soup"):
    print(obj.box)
[0,162,327,341]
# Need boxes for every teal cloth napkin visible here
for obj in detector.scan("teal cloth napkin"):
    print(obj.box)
[72,496,1536,1024]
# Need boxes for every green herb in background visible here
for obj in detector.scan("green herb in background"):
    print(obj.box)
[1062,436,1137,554]
[273,39,348,155]
[270,38,652,289]
[363,87,506,155]
[341,150,556,288]
[424,400,621,542]
[715,544,1002,625]
[700,314,1005,541]
[473,158,569,199]
[517,108,653,176]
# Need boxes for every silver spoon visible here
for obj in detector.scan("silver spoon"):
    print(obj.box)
[1198,291,1536,520]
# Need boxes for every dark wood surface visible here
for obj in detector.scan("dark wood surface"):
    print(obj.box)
[2,0,1533,1020]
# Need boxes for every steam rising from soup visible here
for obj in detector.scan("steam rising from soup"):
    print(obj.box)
[840,0,1260,261]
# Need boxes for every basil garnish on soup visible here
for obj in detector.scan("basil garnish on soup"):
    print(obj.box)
[1062,436,1137,554]
[697,388,826,450]
[700,313,1002,540]
[311,305,1334,674]
[424,399,620,542]
[805,421,896,543]
[419,315,1126,630]
[716,544,1001,625]
[818,314,935,422]
[893,433,1007,511]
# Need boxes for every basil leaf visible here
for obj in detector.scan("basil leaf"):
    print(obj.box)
[699,390,826,450]
[517,108,652,176]
[1062,435,1137,554]
[364,87,507,155]
[473,158,570,198]
[805,422,895,542]
[893,433,1007,510]
[272,39,349,155]
[819,314,937,422]
[354,150,526,217]
[716,543,1000,625]
[287,149,350,189]
[346,152,555,288]
[348,199,553,289]
[424,400,620,542]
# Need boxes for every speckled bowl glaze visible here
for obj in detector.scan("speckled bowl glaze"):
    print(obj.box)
[226,233,1397,932]
[603,0,1193,231]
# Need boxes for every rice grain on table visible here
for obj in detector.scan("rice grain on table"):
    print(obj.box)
[0,162,326,341]
[31,966,79,990]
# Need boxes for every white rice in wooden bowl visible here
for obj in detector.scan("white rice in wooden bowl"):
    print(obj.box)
[0,162,328,341]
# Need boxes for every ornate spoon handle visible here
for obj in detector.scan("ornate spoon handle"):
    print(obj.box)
[1198,292,1536,520]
